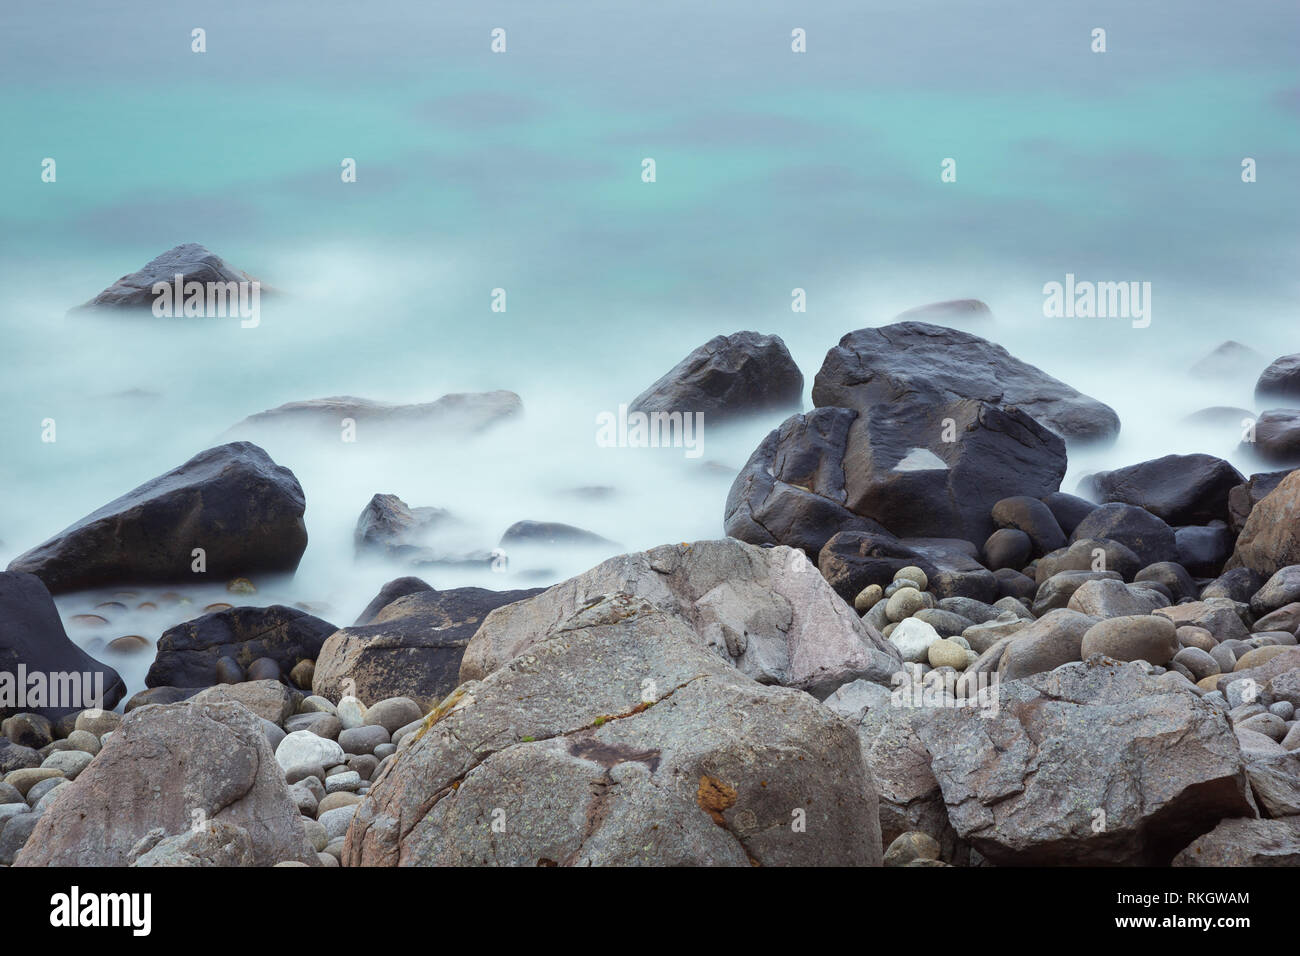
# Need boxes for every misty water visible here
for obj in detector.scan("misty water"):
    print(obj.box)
[1,0,1297,698]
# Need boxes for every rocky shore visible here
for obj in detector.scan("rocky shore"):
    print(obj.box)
[6,269,1300,866]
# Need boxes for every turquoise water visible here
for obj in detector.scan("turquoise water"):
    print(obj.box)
[1,1,1297,691]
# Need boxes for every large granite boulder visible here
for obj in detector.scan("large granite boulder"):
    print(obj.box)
[145,604,337,689]
[1078,454,1244,525]
[628,331,803,424]
[14,699,317,867]
[312,585,545,707]
[910,660,1254,864]
[7,442,306,594]
[344,593,882,867]
[1226,469,1300,577]
[461,539,901,699]
[0,572,126,720]
[73,243,259,311]
[811,321,1120,443]
[1173,816,1300,866]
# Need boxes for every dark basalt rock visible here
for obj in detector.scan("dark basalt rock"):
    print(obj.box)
[145,605,337,689]
[628,331,803,424]
[7,442,307,594]
[353,576,434,626]
[1256,354,1300,403]
[1247,411,1300,465]
[724,407,889,562]
[1077,454,1244,526]
[0,572,125,720]
[816,531,939,603]
[812,321,1120,443]
[1070,504,1178,568]
[313,586,545,705]
[72,243,260,311]
[498,521,614,548]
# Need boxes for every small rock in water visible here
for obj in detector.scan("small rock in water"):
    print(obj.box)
[226,577,257,594]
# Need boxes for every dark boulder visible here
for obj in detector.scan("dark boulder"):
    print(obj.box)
[353,576,433,626]
[1040,491,1097,536]
[354,494,450,558]
[839,399,1066,545]
[1256,354,1300,403]
[983,528,1032,571]
[811,321,1119,443]
[991,496,1067,556]
[0,572,125,720]
[1175,524,1232,578]
[1228,469,1292,533]
[1134,562,1198,604]
[7,443,306,594]
[1189,341,1266,380]
[1071,504,1178,568]
[1200,567,1264,603]
[724,407,889,561]
[73,243,259,311]
[313,586,545,706]
[1035,538,1142,585]
[498,521,614,549]
[1247,411,1300,465]
[227,391,522,440]
[1078,454,1244,526]
[900,538,998,602]
[628,331,803,424]
[816,531,938,603]
[145,605,337,689]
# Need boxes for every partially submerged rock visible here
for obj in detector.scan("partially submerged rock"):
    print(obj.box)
[811,321,1120,443]
[628,331,803,424]
[7,442,306,594]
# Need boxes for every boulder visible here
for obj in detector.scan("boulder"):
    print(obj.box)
[1175,524,1231,577]
[1032,570,1122,616]
[189,680,296,726]
[1035,538,1142,584]
[1070,503,1178,567]
[354,494,451,559]
[912,660,1254,864]
[990,496,1066,556]
[1202,567,1264,604]
[1247,411,1300,465]
[1256,354,1300,403]
[982,529,1031,571]
[628,331,803,424]
[461,539,901,699]
[312,586,544,707]
[998,609,1096,680]
[352,576,433,625]
[835,399,1066,544]
[1226,470,1300,577]
[7,443,306,593]
[226,391,522,441]
[128,821,256,867]
[146,604,337,689]
[811,321,1119,443]
[499,521,613,548]
[816,531,938,603]
[1173,816,1300,866]
[898,537,998,602]
[1040,491,1097,536]
[0,572,125,720]
[1068,578,1168,618]
[1080,615,1179,665]
[344,594,882,867]
[1078,454,1243,525]
[14,700,316,866]
[1251,566,1300,617]
[1189,340,1267,380]
[73,243,260,311]
[1228,469,1292,534]
[723,407,889,561]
